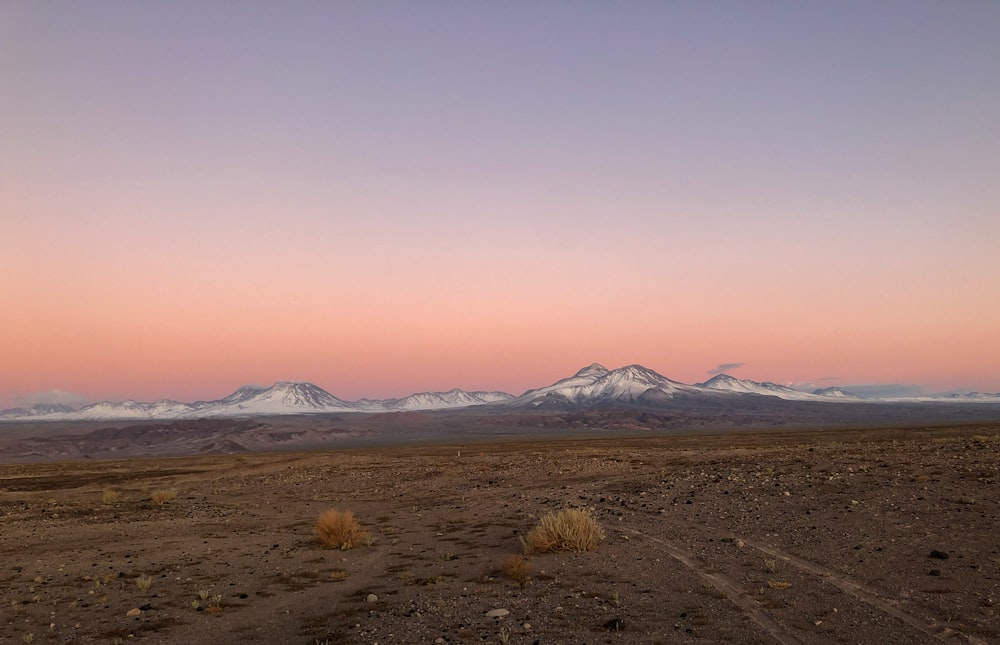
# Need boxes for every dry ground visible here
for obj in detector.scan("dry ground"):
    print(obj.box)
[1,423,998,644]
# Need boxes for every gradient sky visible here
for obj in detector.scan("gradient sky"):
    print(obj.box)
[2,2,999,408]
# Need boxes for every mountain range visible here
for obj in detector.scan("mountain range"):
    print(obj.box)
[3,363,998,421]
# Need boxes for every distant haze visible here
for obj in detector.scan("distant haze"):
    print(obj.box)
[2,3,998,409]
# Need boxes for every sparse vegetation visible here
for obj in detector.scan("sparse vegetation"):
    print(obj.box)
[150,489,177,505]
[314,509,368,550]
[501,554,531,587]
[4,424,998,643]
[523,508,605,553]
[205,594,223,615]
[101,489,123,504]
[135,573,153,593]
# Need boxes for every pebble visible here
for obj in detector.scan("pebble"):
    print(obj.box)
[486,608,509,618]
[366,594,378,603]
[126,608,141,617]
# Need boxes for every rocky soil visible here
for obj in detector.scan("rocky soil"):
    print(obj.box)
[1,423,998,644]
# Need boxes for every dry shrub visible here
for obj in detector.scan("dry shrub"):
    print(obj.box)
[314,509,368,550]
[523,508,605,554]
[501,554,531,587]
[205,594,223,615]
[329,569,348,581]
[150,489,177,505]
[101,489,123,504]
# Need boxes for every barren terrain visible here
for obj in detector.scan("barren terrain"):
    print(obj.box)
[2,423,998,644]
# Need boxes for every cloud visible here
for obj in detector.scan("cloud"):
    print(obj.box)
[17,389,89,408]
[708,363,744,376]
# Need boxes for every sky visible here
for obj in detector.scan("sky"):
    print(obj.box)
[2,2,999,408]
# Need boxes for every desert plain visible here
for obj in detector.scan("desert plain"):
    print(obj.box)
[2,422,998,644]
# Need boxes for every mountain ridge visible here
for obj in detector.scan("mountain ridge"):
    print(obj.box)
[4,364,1000,421]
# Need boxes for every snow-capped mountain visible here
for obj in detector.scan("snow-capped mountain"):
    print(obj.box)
[0,403,76,418]
[75,400,192,420]
[940,392,1000,402]
[699,374,822,401]
[509,363,709,408]
[196,382,357,416]
[813,386,859,399]
[213,385,269,406]
[208,381,357,416]
[57,383,359,420]
[382,389,514,411]
[0,382,517,420]
[4,363,999,421]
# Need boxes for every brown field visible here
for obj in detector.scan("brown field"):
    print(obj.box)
[1,423,998,644]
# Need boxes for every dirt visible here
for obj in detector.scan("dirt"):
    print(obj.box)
[1,423,998,644]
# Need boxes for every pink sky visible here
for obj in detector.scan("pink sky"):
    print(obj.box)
[2,3,999,408]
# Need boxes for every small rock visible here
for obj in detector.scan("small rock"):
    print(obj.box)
[126,608,141,617]
[929,550,949,560]
[366,594,378,603]
[523,622,532,631]
[486,608,509,618]
[603,618,625,632]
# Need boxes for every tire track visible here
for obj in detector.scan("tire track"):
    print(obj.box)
[743,539,989,645]
[621,528,804,645]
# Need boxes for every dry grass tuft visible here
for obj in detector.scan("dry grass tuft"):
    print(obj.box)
[501,554,531,587]
[329,569,349,581]
[523,508,605,554]
[101,489,123,505]
[150,489,177,505]
[314,509,368,550]
[135,573,153,593]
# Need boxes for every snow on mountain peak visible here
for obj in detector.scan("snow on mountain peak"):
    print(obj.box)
[700,374,830,401]
[574,363,610,378]
[382,389,515,411]
[609,364,670,385]
[511,363,700,407]
[813,386,858,399]
[701,374,741,386]
[234,382,354,411]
